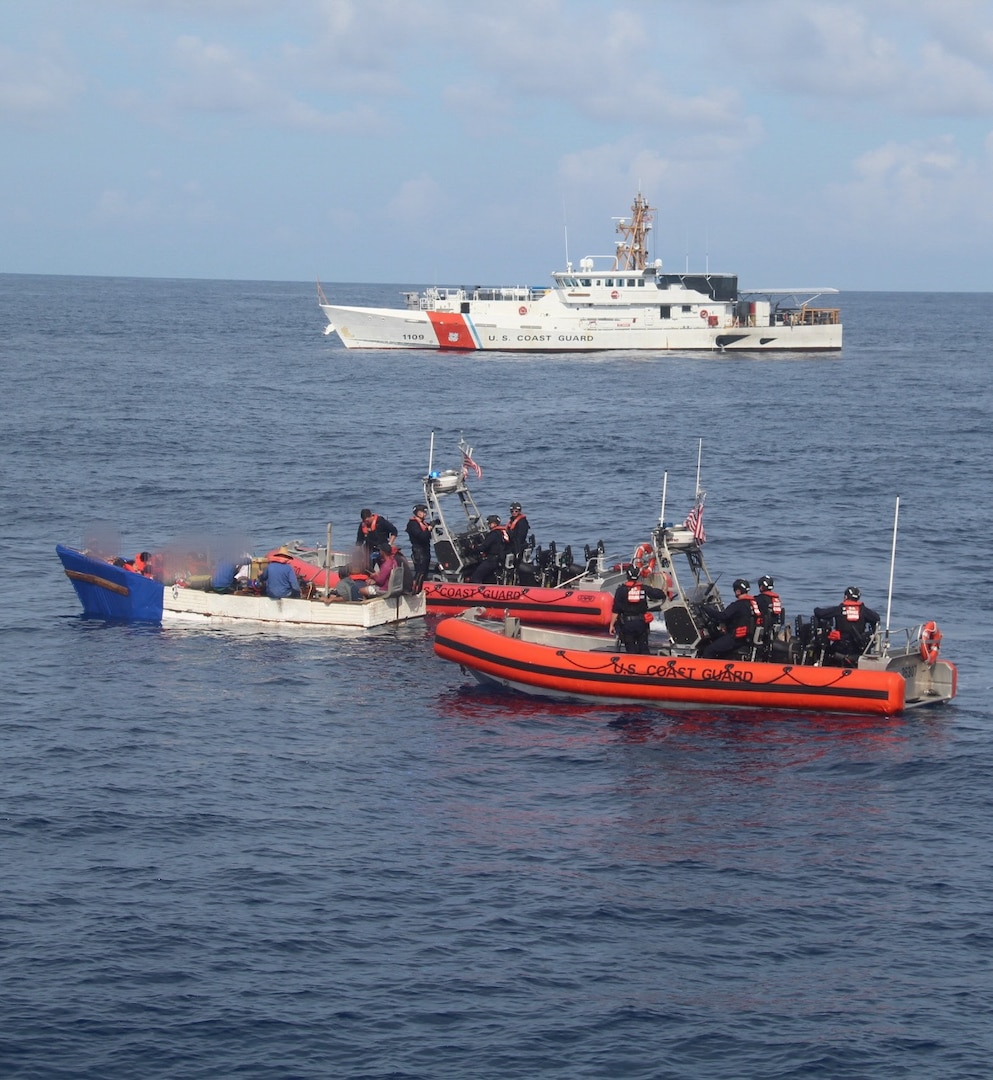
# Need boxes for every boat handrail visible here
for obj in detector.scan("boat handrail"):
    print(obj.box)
[405,284,547,309]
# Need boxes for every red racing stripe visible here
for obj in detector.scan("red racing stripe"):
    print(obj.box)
[427,311,477,349]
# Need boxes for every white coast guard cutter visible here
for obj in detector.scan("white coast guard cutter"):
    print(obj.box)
[318,193,841,353]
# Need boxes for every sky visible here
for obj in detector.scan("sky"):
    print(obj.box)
[3,0,993,290]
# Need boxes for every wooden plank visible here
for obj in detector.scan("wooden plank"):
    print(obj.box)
[64,569,131,597]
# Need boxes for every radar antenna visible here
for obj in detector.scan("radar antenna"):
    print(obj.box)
[613,192,655,271]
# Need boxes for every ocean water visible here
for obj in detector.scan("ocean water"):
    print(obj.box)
[2,275,992,1079]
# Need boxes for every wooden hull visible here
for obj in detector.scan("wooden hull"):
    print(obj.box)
[433,614,957,716]
[422,581,613,628]
[57,545,424,629]
[161,582,424,629]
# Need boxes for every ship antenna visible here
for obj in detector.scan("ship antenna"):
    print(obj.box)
[694,438,703,498]
[428,430,435,474]
[884,496,900,646]
[658,471,668,527]
[563,200,570,267]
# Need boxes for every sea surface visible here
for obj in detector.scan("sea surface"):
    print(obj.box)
[2,275,992,1079]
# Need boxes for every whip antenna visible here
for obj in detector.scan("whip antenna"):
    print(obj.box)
[885,496,900,645]
[658,471,668,527]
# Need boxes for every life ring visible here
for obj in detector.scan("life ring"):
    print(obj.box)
[632,542,657,578]
[919,620,942,665]
[699,309,708,319]
[518,306,527,316]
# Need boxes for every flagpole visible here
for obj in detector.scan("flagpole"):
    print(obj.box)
[658,471,668,527]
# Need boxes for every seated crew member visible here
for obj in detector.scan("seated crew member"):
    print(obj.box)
[405,503,433,592]
[609,565,668,654]
[700,578,760,659]
[360,545,397,598]
[755,574,785,653]
[470,516,509,583]
[356,509,397,570]
[814,586,880,663]
[506,502,530,561]
[261,548,301,599]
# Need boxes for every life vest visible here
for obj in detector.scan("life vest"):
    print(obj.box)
[760,590,783,624]
[625,583,645,604]
[734,595,760,638]
[361,514,380,538]
[132,552,151,576]
[408,516,430,535]
[841,600,863,623]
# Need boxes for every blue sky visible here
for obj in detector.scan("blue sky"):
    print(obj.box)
[3,0,993,289]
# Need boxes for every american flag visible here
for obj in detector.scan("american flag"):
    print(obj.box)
[684,493,706,544]
[460,443,483,481]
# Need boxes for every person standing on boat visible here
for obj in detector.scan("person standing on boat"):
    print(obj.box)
[406,504,433,591]
[609,565,667,654]
[700,579,760,659]
[470,516,510,583]
[261,548,301,600]
[814,587,880,663]
[506,502,531,561]
[755,575,786,657]
[356,509,397,570]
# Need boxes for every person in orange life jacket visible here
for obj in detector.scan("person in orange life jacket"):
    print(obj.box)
[755,575,785,636]
[132,551,153,577]
[405,504,432,590]
[470,516,509,583]
[356,509,397,569]
[506,502,530,560]
[700,578,760,659]
[814,586,880,660]
[609,565,668,654]
[261,548,301,599]
[361,545,397,597]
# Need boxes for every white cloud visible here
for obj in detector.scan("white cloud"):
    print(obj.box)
[91,176,219,227]
[0,43,83,124]
[386,175,443,224]
[828,134,993,234]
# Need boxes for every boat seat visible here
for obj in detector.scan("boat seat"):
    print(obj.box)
[746,623,766,662]
[382,563,405,599]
